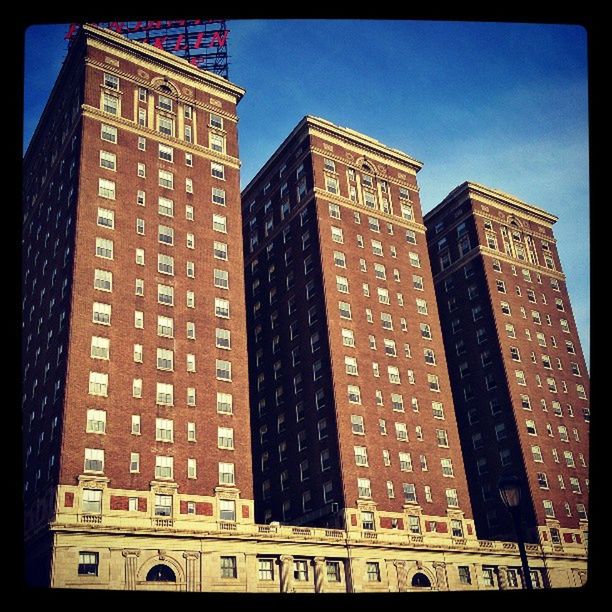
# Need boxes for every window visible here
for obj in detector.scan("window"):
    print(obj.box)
[156,382,173,406]
[348,383,362,404]
[531,445,543,462]
[202,160,225,183]
[395,422,408,441]
[220,556,237,579]
[102,91,119,115]
[217,392,233,415]
[86,409,106,434]
[326,175,339,194]
[88,372,108,397]
[218,427,234,449]
[331,226,344,244]
[157,284,174,306]
[458,566,472,585]
[543,499,555,518]
[96,207,115,229]
[97,177,116,200]
[78,552,99,576]
[258,559,274,581]
[101,123,117,143]
[153,417,174,444]
[441,458,454,477]
[357,478,372,499]
[84,448,104,473]
[99,150,116,171]
[90,336,110,360]
[218,462,235,485]
[436,429,449,447]
[216,359,232,381]
[158,169,174,190]
[354,445,369,467]
[215,298,230,319]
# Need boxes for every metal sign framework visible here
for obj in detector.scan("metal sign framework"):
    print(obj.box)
[66,20,230,78]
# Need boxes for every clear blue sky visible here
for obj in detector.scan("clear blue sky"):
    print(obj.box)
[23,20,590,366]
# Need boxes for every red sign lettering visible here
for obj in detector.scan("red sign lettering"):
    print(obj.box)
[209,30,229,47]
[152,36,167,49]
[173,34,188,51]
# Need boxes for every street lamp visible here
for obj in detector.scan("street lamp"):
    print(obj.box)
[498,473,533,590]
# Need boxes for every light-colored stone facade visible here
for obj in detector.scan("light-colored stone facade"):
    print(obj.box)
[43,484,587,592]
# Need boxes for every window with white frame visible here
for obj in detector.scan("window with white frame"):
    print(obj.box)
[90,336,110,360]
[217,392,233,414]
[86,409,106,434]
[84,448,104,473]
[219,462,235,485]
[155,456,173,480]
[218,426,234,449]
[156,382,173,406]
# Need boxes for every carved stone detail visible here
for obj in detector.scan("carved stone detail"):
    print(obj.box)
[279,555,294,593]
[394,560,408,592]
[433,561,448,590]
[313,556,325,593]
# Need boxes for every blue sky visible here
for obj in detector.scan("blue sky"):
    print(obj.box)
[23,20,590,365]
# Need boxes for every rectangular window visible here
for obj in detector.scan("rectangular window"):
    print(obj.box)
[84,448,104,473]
[218,427,234,449]
[215,298,230,318]
[78,552,99,576]
[99,150,116,171]
[219,462,235,485]
[157,284,174,306]
[98,178,116,200]
[101,124,117,143]
[102,91,119,115]
[88,372,108,397]
[216,359,232,381]
[156,383,174,406]
[86,409,106,434]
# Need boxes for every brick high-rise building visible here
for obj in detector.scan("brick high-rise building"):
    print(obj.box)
[423,182,589,549]
[241,117,476,541]
[22,24,254,586]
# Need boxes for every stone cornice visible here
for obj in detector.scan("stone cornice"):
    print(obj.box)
[311,187,426,234]
[81,105,241,168]
[82,24,245,103]
[431,245,566,285]
[305,116,423,173]
[85,57,239,121]
[242,116,422,198]
[46,520,587,561]
[310,146,420,192]
[425,181,558,228]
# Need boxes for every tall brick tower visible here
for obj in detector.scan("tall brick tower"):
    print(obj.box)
[423,182,589,550]
[241,116,476,542]
[22,24,253,586]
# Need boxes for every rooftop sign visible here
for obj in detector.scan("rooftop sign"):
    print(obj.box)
[66,20,230,78]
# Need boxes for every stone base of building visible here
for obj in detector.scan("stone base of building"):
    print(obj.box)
[34,520,587,592]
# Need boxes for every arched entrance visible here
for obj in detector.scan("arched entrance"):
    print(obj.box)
[411,572,432,588]
[146,564,176,582]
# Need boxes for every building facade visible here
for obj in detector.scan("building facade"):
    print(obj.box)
[22,24,253,586]
[423,182,589,548]
[46,517,587,591]
[241,117,475,542]
[22,25,589,592]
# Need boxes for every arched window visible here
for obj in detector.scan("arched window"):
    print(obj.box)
[411,572,431,588]
[158,84,173,94]
[146,564,176,582]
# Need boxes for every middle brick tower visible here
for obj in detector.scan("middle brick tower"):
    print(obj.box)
[242,116,475,541]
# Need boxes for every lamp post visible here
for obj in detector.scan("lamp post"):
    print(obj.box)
[498,474,533,590]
